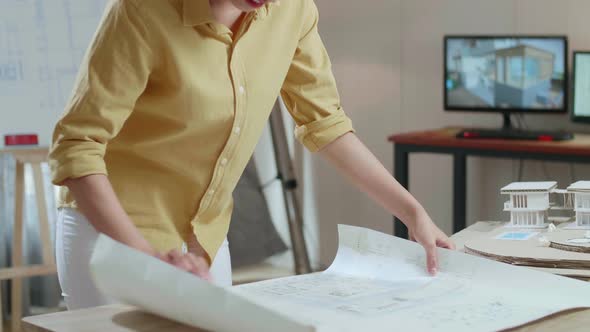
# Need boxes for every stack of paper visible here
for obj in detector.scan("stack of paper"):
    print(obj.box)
[90,225,590,332]
[464,224,590,271]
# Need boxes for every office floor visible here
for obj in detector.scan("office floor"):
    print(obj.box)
[3,321,17,332]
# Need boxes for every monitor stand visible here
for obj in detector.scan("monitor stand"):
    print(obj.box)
[456,113,574,141]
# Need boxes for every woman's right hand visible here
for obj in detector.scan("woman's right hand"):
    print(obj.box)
[155,250,212,281]
[63,175,212,281]
[62,175,212,281]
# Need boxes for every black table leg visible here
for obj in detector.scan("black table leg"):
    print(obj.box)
[453,153,467,233]
[394,144,409,238]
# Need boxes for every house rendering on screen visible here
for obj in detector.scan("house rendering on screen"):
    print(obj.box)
[453,42,560,108]
[493,45,556,108]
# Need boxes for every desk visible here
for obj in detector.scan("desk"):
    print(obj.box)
[388,127,590,239]
[21,225,590,332]
[21,305,590,332]
[22,305,201,332]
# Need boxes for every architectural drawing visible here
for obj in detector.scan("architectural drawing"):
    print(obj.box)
[501,181,590,229]
[91,225,590,332]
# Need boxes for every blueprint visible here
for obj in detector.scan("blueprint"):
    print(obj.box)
[0,0,107,146]
[234,225,590,331]
[90,225,590,332]
[90,231,313,332]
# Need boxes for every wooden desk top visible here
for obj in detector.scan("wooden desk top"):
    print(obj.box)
[23,305,590,332]
[388,127,590,156]
[22,304,204,332]
[21,224,590,332]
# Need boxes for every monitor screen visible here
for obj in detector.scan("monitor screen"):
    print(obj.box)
[573,52,590,122]
[445,36,568,113]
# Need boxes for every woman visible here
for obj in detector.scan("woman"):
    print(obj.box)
[49,0,454,310]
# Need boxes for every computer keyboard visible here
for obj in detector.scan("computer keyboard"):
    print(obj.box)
[457,128,574,141]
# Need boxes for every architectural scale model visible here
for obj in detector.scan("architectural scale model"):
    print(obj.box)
[501,181,590,229]
[567,181,590,228]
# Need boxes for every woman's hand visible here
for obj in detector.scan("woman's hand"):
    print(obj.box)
[155,250,212,281]
[408,209,455,276]
[319,133,456,275]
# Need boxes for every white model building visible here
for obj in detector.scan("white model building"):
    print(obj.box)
[501,181,557,228]
[567,181,590,228]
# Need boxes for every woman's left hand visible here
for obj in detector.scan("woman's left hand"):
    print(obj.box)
[408,209,456,276]
[318,133,456,275]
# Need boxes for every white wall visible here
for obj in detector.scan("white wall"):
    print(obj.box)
[0,0,109,149]
[313,0,590,267]
[312,0,401,266]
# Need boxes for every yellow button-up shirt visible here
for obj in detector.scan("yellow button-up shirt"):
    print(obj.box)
[49,0,354,261]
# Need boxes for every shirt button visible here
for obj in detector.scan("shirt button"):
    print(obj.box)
[239,86,245,95]
[208,190,215,195]
[234,127,241,135]
[220,158,228,166]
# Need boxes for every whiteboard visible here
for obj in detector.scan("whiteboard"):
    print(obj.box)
[0,0,108,148]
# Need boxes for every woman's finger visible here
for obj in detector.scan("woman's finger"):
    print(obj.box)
[154,252,171,263]
[437,237,456,250]
[424,244,438,276]
[167,249,182,261]
[178,258,192,271]
[435,229,456,250]
[187,254,212,280]
[167,250,193,271]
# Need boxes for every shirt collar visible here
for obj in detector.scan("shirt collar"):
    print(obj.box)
[255,3,269,20]
[182,0,269,26]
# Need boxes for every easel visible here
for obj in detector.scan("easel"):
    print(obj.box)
[269,100,311,274]
[0,148,55,332]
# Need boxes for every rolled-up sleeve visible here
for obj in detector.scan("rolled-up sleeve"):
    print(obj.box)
[280,0,354,153]
[49,0,153,185]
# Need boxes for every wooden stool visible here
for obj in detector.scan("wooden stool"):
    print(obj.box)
[0,148,55,332]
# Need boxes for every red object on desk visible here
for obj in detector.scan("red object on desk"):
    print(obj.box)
[4,134,39,146]
[460,131,480,138]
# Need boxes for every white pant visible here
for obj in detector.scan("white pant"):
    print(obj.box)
[55,208,232,310]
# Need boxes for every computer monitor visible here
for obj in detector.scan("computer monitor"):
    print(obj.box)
[572,51,590,123]
[444,35,568,130]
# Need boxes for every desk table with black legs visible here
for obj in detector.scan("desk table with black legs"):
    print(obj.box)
[389,127,590,238]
